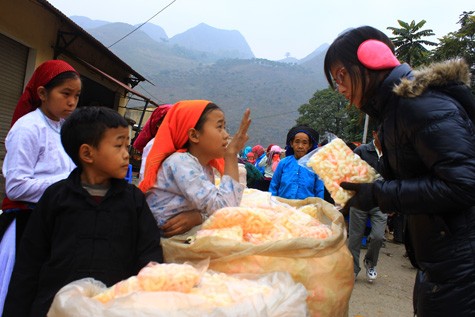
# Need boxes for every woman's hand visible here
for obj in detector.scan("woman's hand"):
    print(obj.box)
[225,108,251,157]
[160,210,203,237]
[340,181,377,214]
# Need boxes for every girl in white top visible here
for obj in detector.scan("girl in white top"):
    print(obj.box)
[0,60,81,312]
[3,108,77,202]
[3,60,80,206]
[139,100,251,237]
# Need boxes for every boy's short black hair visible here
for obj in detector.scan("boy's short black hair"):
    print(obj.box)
[61,106,129,167]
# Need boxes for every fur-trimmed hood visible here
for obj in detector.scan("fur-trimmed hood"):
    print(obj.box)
[393,59,471,98]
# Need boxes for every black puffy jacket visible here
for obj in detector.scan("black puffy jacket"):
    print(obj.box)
[364,60,475,315]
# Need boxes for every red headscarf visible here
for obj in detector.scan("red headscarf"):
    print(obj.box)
[252,145,265,158]
[133,104,173,152]
[246,152,256,164]
[138,100,225,193]
[11,60,78,126]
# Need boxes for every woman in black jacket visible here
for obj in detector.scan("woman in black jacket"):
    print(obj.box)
[324,26,475,316]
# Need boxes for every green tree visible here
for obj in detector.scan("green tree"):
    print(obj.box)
[387,20,437,67]
[431,11,475,89]
[296,88,365,143]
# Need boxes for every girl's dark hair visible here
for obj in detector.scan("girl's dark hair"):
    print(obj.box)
[43,71,81,92]
[183,102,221,149]
[194,103,221,131]
[61,106,129,168]
[324,26,395,106]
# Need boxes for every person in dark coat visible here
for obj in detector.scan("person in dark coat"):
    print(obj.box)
[324,26,475,316]
[2,107,163,317]
[348,138,387,283]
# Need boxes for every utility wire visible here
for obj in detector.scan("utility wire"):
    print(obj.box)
[136,84,165,104]
[108,0,178,48]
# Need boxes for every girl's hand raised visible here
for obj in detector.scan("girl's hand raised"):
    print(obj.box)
[225,108,251,157]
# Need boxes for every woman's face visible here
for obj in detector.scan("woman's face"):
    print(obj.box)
[291,132,312,159]
[331,65,363,108]
[247,153,255,163]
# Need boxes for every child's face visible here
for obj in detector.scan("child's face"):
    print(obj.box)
[38,77,81,121]
[195,109,230,159]
[290,132,312,159]
[247,153,255,163]
[91,127,130,181]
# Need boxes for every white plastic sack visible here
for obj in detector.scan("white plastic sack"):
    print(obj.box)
[47,271,308,317]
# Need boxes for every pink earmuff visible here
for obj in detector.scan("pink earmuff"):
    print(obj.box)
[357,39,400,70]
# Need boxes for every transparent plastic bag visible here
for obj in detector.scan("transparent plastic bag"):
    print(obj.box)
[162,197,354,317]
[48,270,308,317]
[299,137,378,206]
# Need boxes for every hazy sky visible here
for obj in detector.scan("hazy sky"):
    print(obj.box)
[49,0,472,60]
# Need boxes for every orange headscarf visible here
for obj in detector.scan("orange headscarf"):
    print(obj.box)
[11,59,78,127]
[138,100,225,193]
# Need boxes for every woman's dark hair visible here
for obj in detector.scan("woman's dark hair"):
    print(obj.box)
[61,106,128,168]
[286,125,319,146]
[324,26,395,106]
[43,71,81,92]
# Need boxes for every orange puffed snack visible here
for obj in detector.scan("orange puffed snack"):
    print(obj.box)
[307,138,378,205]
[137,262,201,293]
[196,226,244,242]
[92,263,201,303]
[93,276,140,303]
[199,205,332,244]
[202,207,277,235]
[189,271,273,306]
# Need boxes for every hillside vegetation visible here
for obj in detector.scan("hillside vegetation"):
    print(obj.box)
[73,17,329,146]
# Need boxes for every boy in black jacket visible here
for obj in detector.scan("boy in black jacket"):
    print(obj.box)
[3,107,163,317]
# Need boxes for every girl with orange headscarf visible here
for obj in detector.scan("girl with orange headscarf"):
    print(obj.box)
[139,100,251,237]
[0,59,81,311]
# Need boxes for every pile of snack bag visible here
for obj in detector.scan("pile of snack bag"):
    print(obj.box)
[162,190,354,317]
[48,261,308,317]
[195,205,332,244]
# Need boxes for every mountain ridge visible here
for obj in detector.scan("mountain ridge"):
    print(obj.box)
[70,16,329,146]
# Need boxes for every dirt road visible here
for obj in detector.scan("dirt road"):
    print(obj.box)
[348,237,417,317]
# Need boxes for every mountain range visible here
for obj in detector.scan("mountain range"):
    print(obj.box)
[71,16,330,147]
